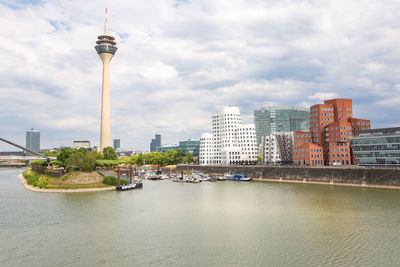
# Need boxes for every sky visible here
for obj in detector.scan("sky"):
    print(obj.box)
[1,0,400,151]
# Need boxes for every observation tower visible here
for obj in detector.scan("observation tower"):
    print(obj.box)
[95,8,118,152]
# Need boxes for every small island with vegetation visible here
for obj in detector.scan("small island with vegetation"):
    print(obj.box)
[20,146,194,192]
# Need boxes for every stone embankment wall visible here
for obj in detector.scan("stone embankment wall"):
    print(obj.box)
[32,166,65,177]
[176,165,400,188]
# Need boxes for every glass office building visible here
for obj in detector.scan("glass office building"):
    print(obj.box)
[113,139,120,150]
[156,139,200,156]
[350,127,400,166]
[254,106,309,145]
[179,139,200,156]
[150,134,161,152]
[26,128,40,155]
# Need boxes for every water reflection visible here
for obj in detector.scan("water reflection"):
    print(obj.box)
[1,169,399,266]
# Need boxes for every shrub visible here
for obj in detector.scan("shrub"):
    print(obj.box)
[31,160,48,166]
[23,170,49,188]
[103,175,118,186]
[50,160,63,167]
[96,160,120,167]
[38,180,48,188]
[23,170,39,185]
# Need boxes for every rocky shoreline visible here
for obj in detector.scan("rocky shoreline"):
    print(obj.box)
[18,173,115,193]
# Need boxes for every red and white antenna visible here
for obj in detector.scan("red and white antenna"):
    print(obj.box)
[104,8,108,35]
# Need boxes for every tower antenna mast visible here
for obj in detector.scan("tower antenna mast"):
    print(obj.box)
[104,8,108,35]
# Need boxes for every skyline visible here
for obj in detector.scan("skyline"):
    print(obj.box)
[1,1,400,151]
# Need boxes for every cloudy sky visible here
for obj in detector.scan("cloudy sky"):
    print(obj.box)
[1,0,400,151]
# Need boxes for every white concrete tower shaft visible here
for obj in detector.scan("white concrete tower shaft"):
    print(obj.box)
[99,53,112,151]
[95,8,118,152]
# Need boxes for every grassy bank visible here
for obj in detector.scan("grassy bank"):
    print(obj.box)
[22,169,112,189]
[46,184,110,189]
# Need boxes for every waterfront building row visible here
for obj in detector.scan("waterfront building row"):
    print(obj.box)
[260,132,294,164]
[157,138,200,156]
[350,127,400,167]
[293,98,370,166]
[200,106,258,165]
[254,106,309,146]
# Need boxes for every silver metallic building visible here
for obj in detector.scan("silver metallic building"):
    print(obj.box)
[254,106,309,146]
[350,127,400,167]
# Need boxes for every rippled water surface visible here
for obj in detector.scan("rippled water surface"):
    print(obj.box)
[1,168,400,266]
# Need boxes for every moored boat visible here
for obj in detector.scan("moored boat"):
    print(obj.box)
[116,180,143,191]
[226,174,252,181]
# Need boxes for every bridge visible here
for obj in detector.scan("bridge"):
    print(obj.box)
[0,137,55,162]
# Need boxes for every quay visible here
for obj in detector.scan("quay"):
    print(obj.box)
[177,165,400,191]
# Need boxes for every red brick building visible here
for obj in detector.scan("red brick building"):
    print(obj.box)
[293,98,370,166]
[293,143,324,166]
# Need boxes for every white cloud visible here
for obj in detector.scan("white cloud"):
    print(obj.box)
[309,92,338,101]
[1,0,400,151]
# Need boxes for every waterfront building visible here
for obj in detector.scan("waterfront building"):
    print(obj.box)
[157,144,179,153]
[254,106,309,146]
[293,98,370,166]
[261,132,294,164]
[95,9,118,152]
[350,127,400,167]
[293,143,324,166]
[73,140,91,149]
[150,134,161,152]
[156,138,200,156]
[26,128,40,155]
[178,139,200,156]
[199,106,258,165]
[199,133,213,165]
[113,139,120,150]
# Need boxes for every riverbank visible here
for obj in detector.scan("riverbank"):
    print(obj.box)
[177,165,400,191]
[18,173,114,193]
[253,178,400,191]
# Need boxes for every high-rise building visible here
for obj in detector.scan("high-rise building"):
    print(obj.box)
[293,98,371,166]
[254,106,309,146]
[113,139,120,150]
[150,134,161,152]
[95,9,118,152]
[26,128,40,155]
[199,106,258,165]
[350,127,400,167]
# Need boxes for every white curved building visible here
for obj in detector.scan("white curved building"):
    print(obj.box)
[200,106,258,165]
[199,133,213,165]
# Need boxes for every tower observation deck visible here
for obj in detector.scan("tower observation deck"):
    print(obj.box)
[95,8,118,152]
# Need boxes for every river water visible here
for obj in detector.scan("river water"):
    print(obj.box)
[0,168,399,266]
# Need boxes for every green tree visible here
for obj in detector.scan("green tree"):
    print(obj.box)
[43,150,60,158]
[78,147,88,154]
[153,151,164,167]
[65,152,96,172]
[136,153,144,165]
[144,152,155,164]
[175,148,183,164]
[130,155,138,165]
[165,149,176,165]
[185,152,194,164]
[121,156,132,165]
[102,147,118,160]
[57,147,77,165]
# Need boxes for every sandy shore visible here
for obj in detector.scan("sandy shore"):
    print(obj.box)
[253,178,400,191]
[18,174,115,193]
